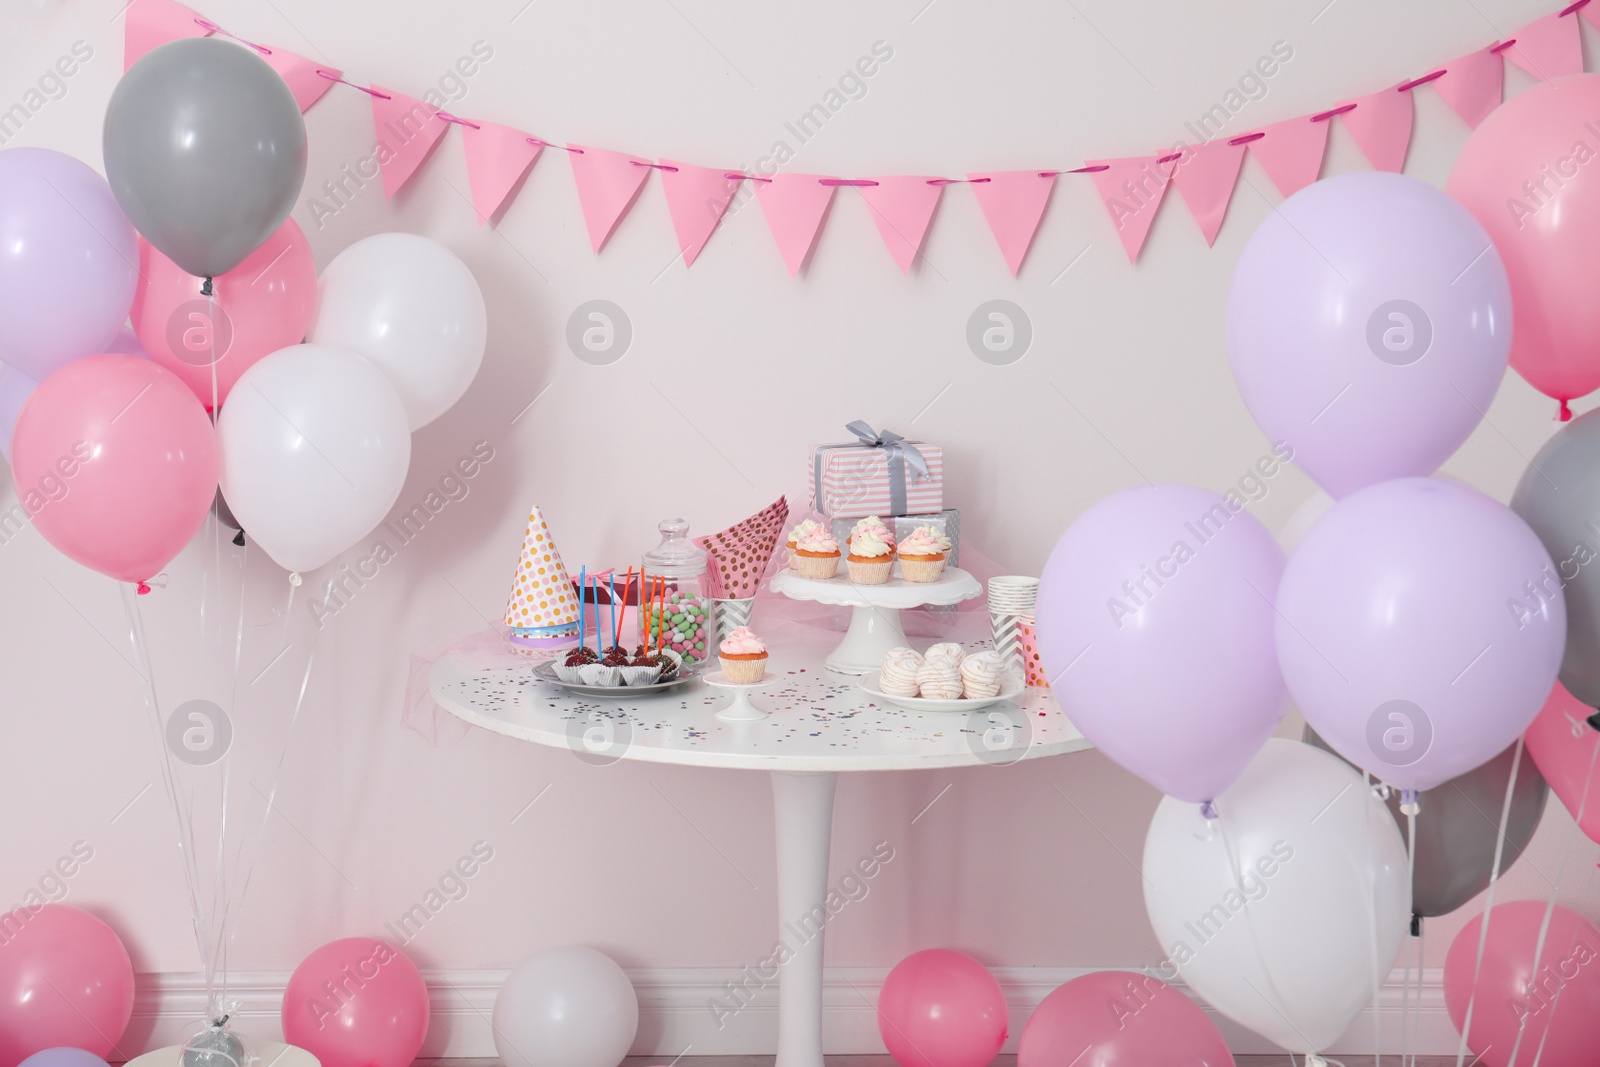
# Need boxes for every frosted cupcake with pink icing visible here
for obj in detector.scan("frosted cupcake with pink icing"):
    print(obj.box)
[847,531,894,585]
[718,626,768,683]
[786,519,823,556]
[790,529,841,579]
[898,525,951,583]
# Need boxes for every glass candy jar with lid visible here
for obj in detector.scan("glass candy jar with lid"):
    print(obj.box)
[640,518,712,666]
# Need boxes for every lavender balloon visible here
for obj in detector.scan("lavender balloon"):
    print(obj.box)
[19,1051,111,1067]
[1227,172,1511,499]
[1036,484,1288,804]
[1277,478,1565,792]
[0,148,138,380]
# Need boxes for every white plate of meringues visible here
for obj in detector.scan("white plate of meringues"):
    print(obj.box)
[858,670,1025,713]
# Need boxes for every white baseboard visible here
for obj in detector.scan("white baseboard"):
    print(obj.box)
[126,966,1455,1060]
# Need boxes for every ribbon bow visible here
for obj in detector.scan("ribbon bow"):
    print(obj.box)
[844,420,930,481]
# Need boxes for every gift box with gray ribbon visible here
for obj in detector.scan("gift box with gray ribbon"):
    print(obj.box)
[808,421,944,519]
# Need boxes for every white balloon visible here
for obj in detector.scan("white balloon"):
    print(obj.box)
[218,344,411,573]
[1142,738,1410,1056]
[309,232,487,430]
[492,946,638,1067]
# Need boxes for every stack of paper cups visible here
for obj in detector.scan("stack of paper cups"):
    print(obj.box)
[989,576,1040,671]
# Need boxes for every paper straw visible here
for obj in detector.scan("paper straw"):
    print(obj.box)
[578,566,587,652]
[609,572,617,650]
[618,567,633,646]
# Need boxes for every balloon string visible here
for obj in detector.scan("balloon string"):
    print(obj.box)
[1216,814,1308,1056]
[1453,736,1528,1065]
[1399,810,1418,1067]
[1517,739,1600,1067]
[120,584,212,1008]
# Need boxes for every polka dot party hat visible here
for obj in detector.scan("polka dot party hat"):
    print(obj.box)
[503,504,579,633]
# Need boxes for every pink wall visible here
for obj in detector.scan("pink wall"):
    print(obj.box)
[1,0,1596,1004]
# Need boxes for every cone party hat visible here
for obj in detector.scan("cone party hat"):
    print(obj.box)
[503,504,579,643]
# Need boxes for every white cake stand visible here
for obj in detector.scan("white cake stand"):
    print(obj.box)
[768,565,983,674]
[702,670,774,720]
[126,1042,317,1066]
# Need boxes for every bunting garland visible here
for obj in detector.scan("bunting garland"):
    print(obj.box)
[124,0,1600,271]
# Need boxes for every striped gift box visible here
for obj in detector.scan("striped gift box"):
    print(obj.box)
[809,441,944,519]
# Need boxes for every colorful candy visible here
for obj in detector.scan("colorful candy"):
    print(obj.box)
[641,588,711,664]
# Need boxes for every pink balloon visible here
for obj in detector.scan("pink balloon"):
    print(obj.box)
[1019,971,1232,1067]
[1036,484,1288,803]
[11,355,217,585]
[0,905,135,1067]
[1445,900,1600,1067]
[1525,683,1600,845]
[877,949,1006,1067]
[1227,172,1511,499]
[131,219,316,409]
[1277,478,1565,792]
[1448,76,1600,414]
[282,938,429,1067]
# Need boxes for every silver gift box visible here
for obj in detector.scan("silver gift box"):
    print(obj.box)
[829,509,960,566]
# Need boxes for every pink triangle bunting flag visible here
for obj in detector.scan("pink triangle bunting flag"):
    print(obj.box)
[1248,117,1328,198]
[1341,85,1413,173]
[462,121,543,226]
[371,88,449,198]
[265,49,336,112]
[125,0,208,71]
[1168,141,1247,246]
[859,177,944,273]
[569,146,653,253]
[968,171,1056,275]
[1435,47,1504,128]
[755,174,836,276]
[1503,11,1584,81]
[1087,158,1171,263]
[659,161,741,266]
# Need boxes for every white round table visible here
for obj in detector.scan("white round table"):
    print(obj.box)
[429,632,1091,1067]
[768,565,983,674]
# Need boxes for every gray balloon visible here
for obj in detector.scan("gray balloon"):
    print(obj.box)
[103,38,306,278]
[1512,408,1600,708]
[1306,727,1547,918]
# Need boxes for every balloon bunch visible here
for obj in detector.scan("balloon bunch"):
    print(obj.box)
[1036,163,1584,1060]
[4,37,488,587]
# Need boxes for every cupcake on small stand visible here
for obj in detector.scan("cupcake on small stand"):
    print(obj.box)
[847,515,896,554]
[718,626,769,682]
[897,525,951,583]
[786,519,823,560]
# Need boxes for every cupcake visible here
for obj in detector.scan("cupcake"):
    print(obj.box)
[847,531,894,585]
[848,515,896,552]
[790,529,842,579]
[718,626,768,683]
[897,525,950,583]
[879,647,924,696]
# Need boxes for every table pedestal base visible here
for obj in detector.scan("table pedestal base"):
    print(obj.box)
[824,604,907,675]
[771,769,838,1067]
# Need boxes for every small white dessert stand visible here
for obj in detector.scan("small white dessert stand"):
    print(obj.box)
[429,633,1091,1067]
[702,670,773,721]
[126,1042,317,1066]
[768,565,983,674]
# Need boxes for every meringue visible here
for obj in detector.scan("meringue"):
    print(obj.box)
[879,647,924,696]
[960,650,1005,699]
[916,658,964,700]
